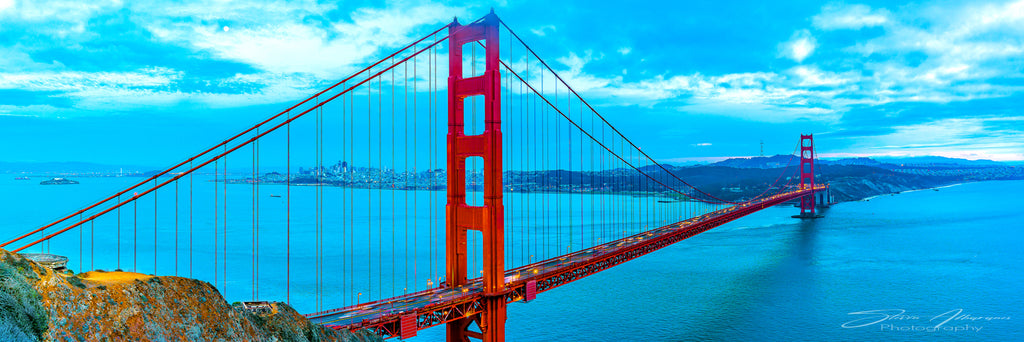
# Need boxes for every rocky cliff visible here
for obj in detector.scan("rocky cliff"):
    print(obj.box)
[0,249,380,342]
[816,164,951,202]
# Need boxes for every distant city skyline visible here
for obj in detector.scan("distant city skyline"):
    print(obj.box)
[1,0,1023,164]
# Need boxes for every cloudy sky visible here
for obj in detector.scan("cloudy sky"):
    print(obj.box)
[2,0,1022,166]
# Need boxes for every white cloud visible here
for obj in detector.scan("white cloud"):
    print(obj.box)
[0,0,124,37]
[142,2,465,79]
[4,0,122,21]
[812,3,889,30]
[0,66,327,114]
[0,46,65,72]
[788,66,856,87]
[842,116,1024,161]
[499,1,1024,126]
[0,67,180,92]
[0,104,63,117]
[518,53,840,122]
[680,100,838,123]
[557,51,594,73]
[618,47,631,55]
[0,1,481,115]
[779,30,816,63]
[828,1,1024,104]
[530,24,556,36]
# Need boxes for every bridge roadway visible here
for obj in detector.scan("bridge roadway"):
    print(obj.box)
[307,187,824,339]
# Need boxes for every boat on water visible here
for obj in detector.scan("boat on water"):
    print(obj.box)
[40,177,79,185]
[14,176,30,180]
[270,194,282,198]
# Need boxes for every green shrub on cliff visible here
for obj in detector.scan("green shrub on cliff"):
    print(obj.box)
[0,251,49,341]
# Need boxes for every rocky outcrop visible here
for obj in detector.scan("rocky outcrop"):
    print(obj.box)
[820,165,950,202]
[0,250,48,341]
[828,178,942,202]
[0,249,380,342]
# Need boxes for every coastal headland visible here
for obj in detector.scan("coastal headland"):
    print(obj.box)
[0,249,381,342]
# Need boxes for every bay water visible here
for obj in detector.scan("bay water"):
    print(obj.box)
[2,177,1021,341]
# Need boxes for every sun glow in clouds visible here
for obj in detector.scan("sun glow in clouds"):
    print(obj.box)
[780,30,816,63]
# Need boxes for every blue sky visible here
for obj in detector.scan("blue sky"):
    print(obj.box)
[1,0,1023,166]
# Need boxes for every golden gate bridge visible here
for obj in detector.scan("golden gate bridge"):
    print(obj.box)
[2,11,829,342]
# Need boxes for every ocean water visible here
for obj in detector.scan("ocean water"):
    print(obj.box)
[2,178,1022,341]
[487,180,1024,342]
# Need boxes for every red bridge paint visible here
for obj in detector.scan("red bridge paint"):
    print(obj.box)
[400,314,417,339]
[445,11,506,342]
[307,187,825,339]
[800,134,817,217]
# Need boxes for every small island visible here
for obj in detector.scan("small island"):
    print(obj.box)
[39,178,79,185]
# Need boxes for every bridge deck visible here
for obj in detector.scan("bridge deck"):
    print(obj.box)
[307,188,821,338]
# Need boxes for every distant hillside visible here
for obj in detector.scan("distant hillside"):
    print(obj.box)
[873,156,1005,166]
[656,164,951,202]
[825,157,888,167]
[0,161,149,174]
[708,155,799,168]
[509,163,956,202]
[702,155,1008,169]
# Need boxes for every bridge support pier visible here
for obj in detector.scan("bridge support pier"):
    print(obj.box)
[445,11,506,342]
[815,185,831,208]
[793,134,824,219]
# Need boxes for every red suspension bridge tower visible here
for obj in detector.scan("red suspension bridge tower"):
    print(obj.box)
[446,12,506,342]
[794,134,824,219]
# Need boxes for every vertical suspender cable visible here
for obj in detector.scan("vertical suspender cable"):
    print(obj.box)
[558,75,563,256]
[286,110,291,304]
[223,148,228,293]
[344,89,349,306]
[117,196,121,270]
[505,34,512,267]
[189,161,193,277]
[520,53,525,267]
[350,88,354,305]
[79,214,82,272]
[133,197,137,272]
[317,96,323,311]
[541,61,546,261]
[255,130,260,299]
[428,40,435,286]
[404,57,409,294]
[154,179,158,274]
[391,59,396,299]
[175,177,179,276]
[377,68,386,299]
[90,219,94,271]
[252,130,256,301]
[214,158,218,286]
[367,67,372,303]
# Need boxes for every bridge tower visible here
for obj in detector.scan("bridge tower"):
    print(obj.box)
[795,134,823,219]
[446,11,506,342]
